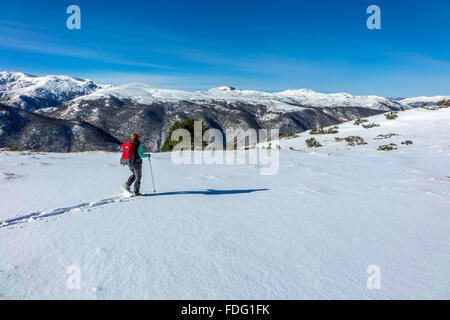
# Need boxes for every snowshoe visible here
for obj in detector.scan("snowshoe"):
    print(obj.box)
[121,185,133,197]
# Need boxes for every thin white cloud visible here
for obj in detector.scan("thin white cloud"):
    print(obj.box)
[0,20,50,31]
[0,28,169,70]
[384,51,450,69]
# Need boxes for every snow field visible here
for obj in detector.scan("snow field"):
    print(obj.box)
[0,107,449,299]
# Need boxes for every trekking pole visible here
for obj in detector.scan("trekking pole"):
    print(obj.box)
[148,157,156,193]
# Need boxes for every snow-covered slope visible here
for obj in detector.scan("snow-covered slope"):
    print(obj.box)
[0,107,448,299]
[72,82,403,112]
[258,107,450,152]
[0,72,103,111]
[276,88,402,110]
[399,96,450,108]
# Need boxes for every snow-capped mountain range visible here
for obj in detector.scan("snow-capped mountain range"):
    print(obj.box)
[1,71,408,112]
[0,71,104,111]
[70,83,403,112]
[1,71,448,152]
[2,71,447,112]
[399,96,450,107]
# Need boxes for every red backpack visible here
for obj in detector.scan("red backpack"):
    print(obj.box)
[120,142,136,166]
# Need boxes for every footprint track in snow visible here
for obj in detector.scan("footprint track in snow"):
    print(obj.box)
[0,196,130,228]
[297,184,324,194]
[1,172,23,180]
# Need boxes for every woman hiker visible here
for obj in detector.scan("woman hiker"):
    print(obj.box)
[121,133,151,196]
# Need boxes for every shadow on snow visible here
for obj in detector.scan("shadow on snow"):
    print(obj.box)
[0,188,269,228]
[142,188,269,197]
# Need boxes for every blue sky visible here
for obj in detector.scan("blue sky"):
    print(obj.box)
[0,0,449,97]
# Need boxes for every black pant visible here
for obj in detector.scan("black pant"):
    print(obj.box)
[126,163,142,193]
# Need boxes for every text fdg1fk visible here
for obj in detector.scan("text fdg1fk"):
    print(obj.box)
[181,304,270,317]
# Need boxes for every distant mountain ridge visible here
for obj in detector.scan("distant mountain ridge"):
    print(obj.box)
[399,96,450,107]
[61,82,405,112]
[0,71,105,112]
[0,71,447,152]
[1,71,406,112]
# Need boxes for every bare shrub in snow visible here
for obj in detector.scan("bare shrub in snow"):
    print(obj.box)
[345,136,367,146]
[401,140,413,145]
[310,126,339,135]
[437,100,450,109]
[384,111,398,120]
[420,103,439,110]
[362,123,380,129]
[279,132,298,139]
[305,138,322,148]
[374,133,398,140]
[335,136,367,146]
[378,144,397,151]
[354,118,369,126]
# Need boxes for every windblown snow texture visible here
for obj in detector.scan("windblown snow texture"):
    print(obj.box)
[0,108,449,299]
[1,71,448,299]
